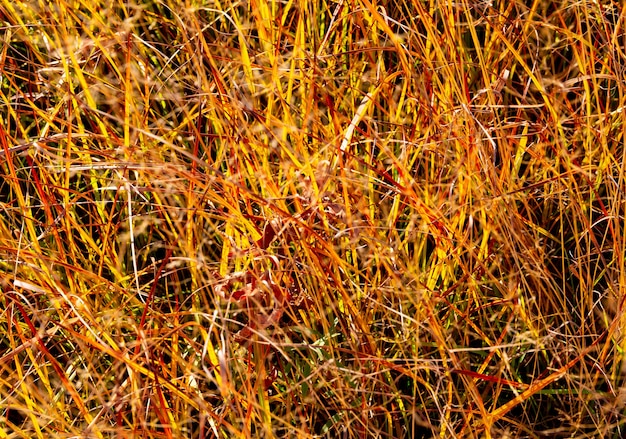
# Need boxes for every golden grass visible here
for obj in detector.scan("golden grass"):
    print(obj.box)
[1,0,625,437]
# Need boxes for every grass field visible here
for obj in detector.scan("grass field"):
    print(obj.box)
[1,1,625,437]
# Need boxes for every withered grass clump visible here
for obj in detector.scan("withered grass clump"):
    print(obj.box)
[1,1,625,438]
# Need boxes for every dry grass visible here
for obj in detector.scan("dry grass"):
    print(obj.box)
[1,0,625,437]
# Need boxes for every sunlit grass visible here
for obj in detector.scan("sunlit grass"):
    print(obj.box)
[1,1,625,437]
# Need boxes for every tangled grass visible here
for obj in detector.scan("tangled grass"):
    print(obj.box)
[1,1,625,437]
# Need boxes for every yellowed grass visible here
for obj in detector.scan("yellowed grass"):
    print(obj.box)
[1,1,625,437]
